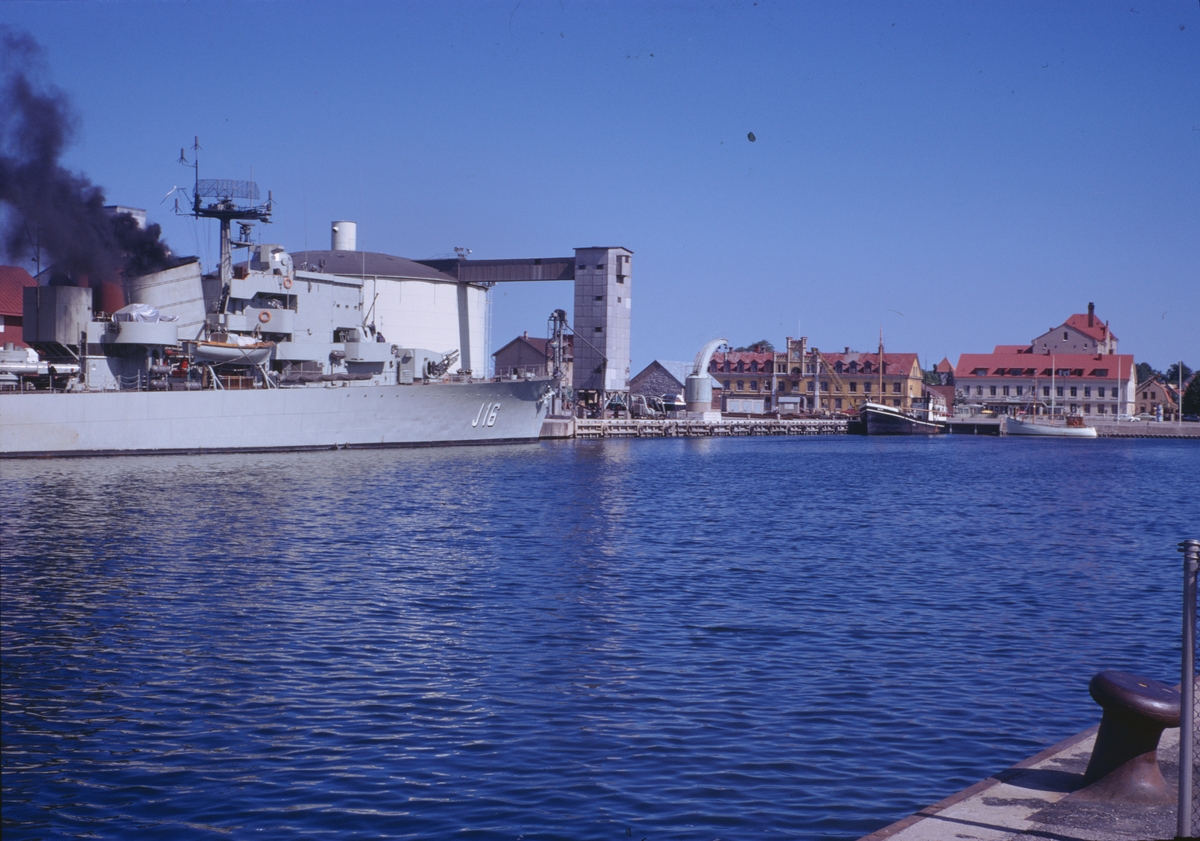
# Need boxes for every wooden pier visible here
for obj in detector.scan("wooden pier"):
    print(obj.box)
[573,417,848,439]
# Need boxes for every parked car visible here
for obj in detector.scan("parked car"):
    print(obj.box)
[1183,414,1199,423]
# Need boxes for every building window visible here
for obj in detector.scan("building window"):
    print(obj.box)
[1070,403,1077,413]
[594,327,603,333]
[1084,386,1091,398]
[1057,386,1064,397]
[990,386,997,396]
[1098,405,1106,414]
[750,381,759,391]
[1003,386,1010,396]
[595,295,603,301]
[1063,331,1069,340]
[835,398,843,409]
[1070,386,1077,397]
[1043,386,1050,397]
[892,382,901,393]
[863,382,871,393]
[807,382,814,393]
[821,382,829,392]
[893,398,901,407]
[1096,387,1105,398]
[723,380,730,390]
[1016,385,1023,396]
[1084,403,1091,414]
[849,382,857,392]
[736,381,744,391]
[976,386,983,396]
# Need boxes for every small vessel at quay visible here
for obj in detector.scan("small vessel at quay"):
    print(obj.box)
[859,400,946,435]
[1001,355,1097,438]
[1004,414,1097,438]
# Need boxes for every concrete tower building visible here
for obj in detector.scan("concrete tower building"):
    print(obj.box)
[572,246,632,403]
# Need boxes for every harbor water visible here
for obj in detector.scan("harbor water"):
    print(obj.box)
[2,436,1197,840]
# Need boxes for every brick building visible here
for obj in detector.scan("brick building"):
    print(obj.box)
[0,266,38,348]
[629,360,721,411]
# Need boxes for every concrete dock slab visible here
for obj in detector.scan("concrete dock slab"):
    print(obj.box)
[860,726,1181,841]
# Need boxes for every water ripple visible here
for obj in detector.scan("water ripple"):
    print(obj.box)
[2,436,1197,839]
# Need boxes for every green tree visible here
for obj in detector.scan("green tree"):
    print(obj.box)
[733,340,775,353]
[1184,376,1200,416]
[1164,362,1193,384]
[1136,362,1160,383]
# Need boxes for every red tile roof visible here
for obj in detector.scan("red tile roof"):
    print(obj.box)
[819,350,921,376]
[935,357,954,373]
[993,344,1031,354]
[0,266,37,317]
[1061,312,1116,342]
[954,351,1133,381]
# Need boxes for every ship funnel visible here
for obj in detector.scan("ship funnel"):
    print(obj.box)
[331,221,357,252]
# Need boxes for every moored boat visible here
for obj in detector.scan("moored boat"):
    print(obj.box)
[1004,415,1097,438]
[859,401,946,435]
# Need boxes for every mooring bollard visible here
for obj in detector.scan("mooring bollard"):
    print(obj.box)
[1073,670,1181,804]
[1179,538,1199,840]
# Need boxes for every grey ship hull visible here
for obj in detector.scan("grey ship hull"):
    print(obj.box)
[0,378,553,458]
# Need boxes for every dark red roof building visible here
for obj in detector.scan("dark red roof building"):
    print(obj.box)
[0,266,38,348]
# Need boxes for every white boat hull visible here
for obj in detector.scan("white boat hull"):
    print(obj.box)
[1004,417,1098,438]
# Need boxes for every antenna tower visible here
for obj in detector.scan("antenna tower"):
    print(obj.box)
[176,137,272,286]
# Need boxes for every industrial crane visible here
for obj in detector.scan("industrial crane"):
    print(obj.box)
[810,348,864,414]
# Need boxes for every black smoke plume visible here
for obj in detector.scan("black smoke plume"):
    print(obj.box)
[0,27,176,283]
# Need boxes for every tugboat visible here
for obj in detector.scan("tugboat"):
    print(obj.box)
[855,332,946,435]
[859,400,946,435]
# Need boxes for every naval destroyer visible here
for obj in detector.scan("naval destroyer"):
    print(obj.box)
[0,180,556,458]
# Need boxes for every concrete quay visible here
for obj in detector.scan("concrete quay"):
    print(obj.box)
[540,416,1199,441]
[1092,421,1200,439]
[571,417,848,439]
[860,725,1182,841]
[944,418,1200,438]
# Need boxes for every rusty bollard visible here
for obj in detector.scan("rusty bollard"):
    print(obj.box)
[1071,670,1181,804]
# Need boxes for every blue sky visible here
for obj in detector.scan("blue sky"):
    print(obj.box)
[3,0,1197,372]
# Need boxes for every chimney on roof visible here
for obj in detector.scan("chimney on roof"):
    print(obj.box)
[523,331,527,338]
[844,346,849,354]
[1088,302,1094,327]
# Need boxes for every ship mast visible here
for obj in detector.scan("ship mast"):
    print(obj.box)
[177,138,272,289]
[878,328,884,404]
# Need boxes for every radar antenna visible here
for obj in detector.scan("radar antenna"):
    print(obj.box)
[174,137,272,287]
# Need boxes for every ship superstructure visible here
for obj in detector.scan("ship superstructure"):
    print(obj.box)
[0,170,555,456]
